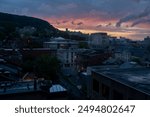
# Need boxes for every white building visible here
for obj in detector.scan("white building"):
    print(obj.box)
[43,37,79,73]
[43,37,78,49]
[115,51,131,62]
[89,33,110,49]
[57,49,77,68]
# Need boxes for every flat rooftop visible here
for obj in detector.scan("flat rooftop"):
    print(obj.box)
[94,68,150,95]
[0,81,38,95]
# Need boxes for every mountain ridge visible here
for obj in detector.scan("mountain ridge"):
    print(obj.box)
[0,12,56,30]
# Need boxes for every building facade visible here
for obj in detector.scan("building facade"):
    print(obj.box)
[89,33,110,49]
[43,37,79,73]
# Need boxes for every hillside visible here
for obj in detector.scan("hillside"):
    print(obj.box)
[0,12,86,44]
[0,12,55,30]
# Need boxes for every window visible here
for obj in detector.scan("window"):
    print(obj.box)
[66,60,69,63]
[71,59,73,63]
[93,79,99,93]
[71,52,74,56]
[65,64,70,67]
[102,84,110,99]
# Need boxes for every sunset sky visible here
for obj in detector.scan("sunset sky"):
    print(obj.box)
[0,0,150,40]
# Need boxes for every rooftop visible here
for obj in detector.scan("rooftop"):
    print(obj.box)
[91,32,107,36]
[0,81,36,95]
[78,49,105,56]
[50,84,67,93]
[93,68,150,95]
[44,41,78,44]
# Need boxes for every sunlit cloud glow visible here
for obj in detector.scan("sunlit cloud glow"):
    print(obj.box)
[0,0,150,40]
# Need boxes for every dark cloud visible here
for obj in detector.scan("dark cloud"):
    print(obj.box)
[116,4,150,27]
[131,19,150,27]
[71,21,83,25]
[77,22,84,25]
[71,21,75,25]
[56,21,61,25]
[96,24,103,28]
[106,23,112,27]
[0,0,148,19]
[132,0,141,3]
[126,25,129,28]
[62,20,68,23]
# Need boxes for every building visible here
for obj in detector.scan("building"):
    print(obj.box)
[89,67,150,100]
[89,33,110,49]
[76,49,112,72]
[43,37,79,74]
[57,49,77,70]
[43,37,78,49]
[114,50,131,62]
[111,41,145,63]
[144,36,150,47]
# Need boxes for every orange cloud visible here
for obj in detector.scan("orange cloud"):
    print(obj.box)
[43,17,149,40]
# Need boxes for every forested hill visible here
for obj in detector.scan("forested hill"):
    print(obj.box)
[0,12,55,30]
[0,12,86,41]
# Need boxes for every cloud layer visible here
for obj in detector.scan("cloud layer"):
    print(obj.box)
[0,0,150,40]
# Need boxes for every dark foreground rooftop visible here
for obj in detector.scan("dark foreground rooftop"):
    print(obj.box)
[94,68,150,96]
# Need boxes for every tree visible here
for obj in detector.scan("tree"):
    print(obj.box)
[0,31,5,40]
[34,55,60,81]
[23,60,34,72]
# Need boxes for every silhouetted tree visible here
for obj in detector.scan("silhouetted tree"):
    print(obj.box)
[34,55,60,81]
